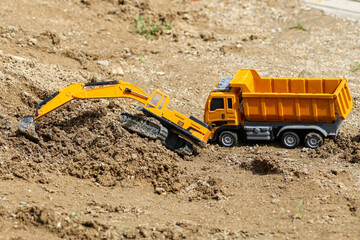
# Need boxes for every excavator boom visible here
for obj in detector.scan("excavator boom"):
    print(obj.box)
[34,80,148,120]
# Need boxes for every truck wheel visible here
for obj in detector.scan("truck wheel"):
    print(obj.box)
[219,131,238,147]
[281,131,300,149]
[304,132,323,149]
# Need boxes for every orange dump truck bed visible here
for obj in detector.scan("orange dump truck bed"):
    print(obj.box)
[230,69,353,123]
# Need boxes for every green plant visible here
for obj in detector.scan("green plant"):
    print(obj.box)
[351,62,360,72]
[164,22,171,30]
[281,200,304,222]
[135,15,147,35]
[138,54,144,63]
[293,200,304,221]
[291,21,308,31]
[69,212,79,219]
[134,15,171,39]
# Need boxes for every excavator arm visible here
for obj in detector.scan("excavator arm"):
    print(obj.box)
[33,80,148,120]
[18,80,149,141]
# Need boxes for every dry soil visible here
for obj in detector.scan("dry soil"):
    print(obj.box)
[0,0,360,239]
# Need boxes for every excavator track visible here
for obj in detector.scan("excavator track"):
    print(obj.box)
[119,112,193,155]
[119,112,168,141]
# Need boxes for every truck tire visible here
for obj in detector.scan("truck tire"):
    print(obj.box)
[219,131,238,147]
[304,132,323,149]
[281,131,300,149]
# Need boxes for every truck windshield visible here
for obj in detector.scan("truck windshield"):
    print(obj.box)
[210,98,224,111]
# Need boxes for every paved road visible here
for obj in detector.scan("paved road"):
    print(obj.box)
[304,0,360,20]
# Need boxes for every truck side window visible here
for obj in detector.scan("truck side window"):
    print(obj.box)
[210,98,224,111]
[238,91,243,102]
[227,98,233,109]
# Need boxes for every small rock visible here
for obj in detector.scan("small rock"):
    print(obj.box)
[95,60,109,67]
[249,35,259,40]
[123,230,137,239]
[182,13,191,21]
[122,48,132,58]
[11,55,28,62]
[138,227,149,238]
[155,187,166,195]
[156,72,165,76]
[111,65,124,76]
[8,26,18,32]
[131,153,137,160]
[28,38,38,45]
[19,201,27,205]
[301,147,309,152]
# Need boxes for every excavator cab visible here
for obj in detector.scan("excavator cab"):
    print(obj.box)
[144,90,170,118]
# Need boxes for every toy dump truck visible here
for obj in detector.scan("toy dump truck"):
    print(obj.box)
[204,69,353,148]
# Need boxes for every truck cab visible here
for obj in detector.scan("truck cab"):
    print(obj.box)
[204,77,245,146]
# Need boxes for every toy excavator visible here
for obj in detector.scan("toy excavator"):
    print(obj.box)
[18,80,212,155]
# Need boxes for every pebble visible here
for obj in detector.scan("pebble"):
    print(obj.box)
[8,26,18,32]
[19,201,27,205]
[111,65,125,76]
[95,60,109,67]
[28,38,38,45]
[11,55,28,62]
[122,48,132,58]
[157,72,165,76]
[155,187,166,195]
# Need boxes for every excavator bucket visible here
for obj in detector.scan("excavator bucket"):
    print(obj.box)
[18,115,40,142]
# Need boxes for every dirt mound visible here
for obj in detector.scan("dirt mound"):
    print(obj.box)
[2,104,187,192]
[1,100,227,198]
[15,205,241,239]
[307,132,360,163]
[16,205,113,239]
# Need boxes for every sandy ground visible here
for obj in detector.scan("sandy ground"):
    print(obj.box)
[0,0,360,239]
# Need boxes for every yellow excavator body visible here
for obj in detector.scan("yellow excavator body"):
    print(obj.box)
[19,80,211,152]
